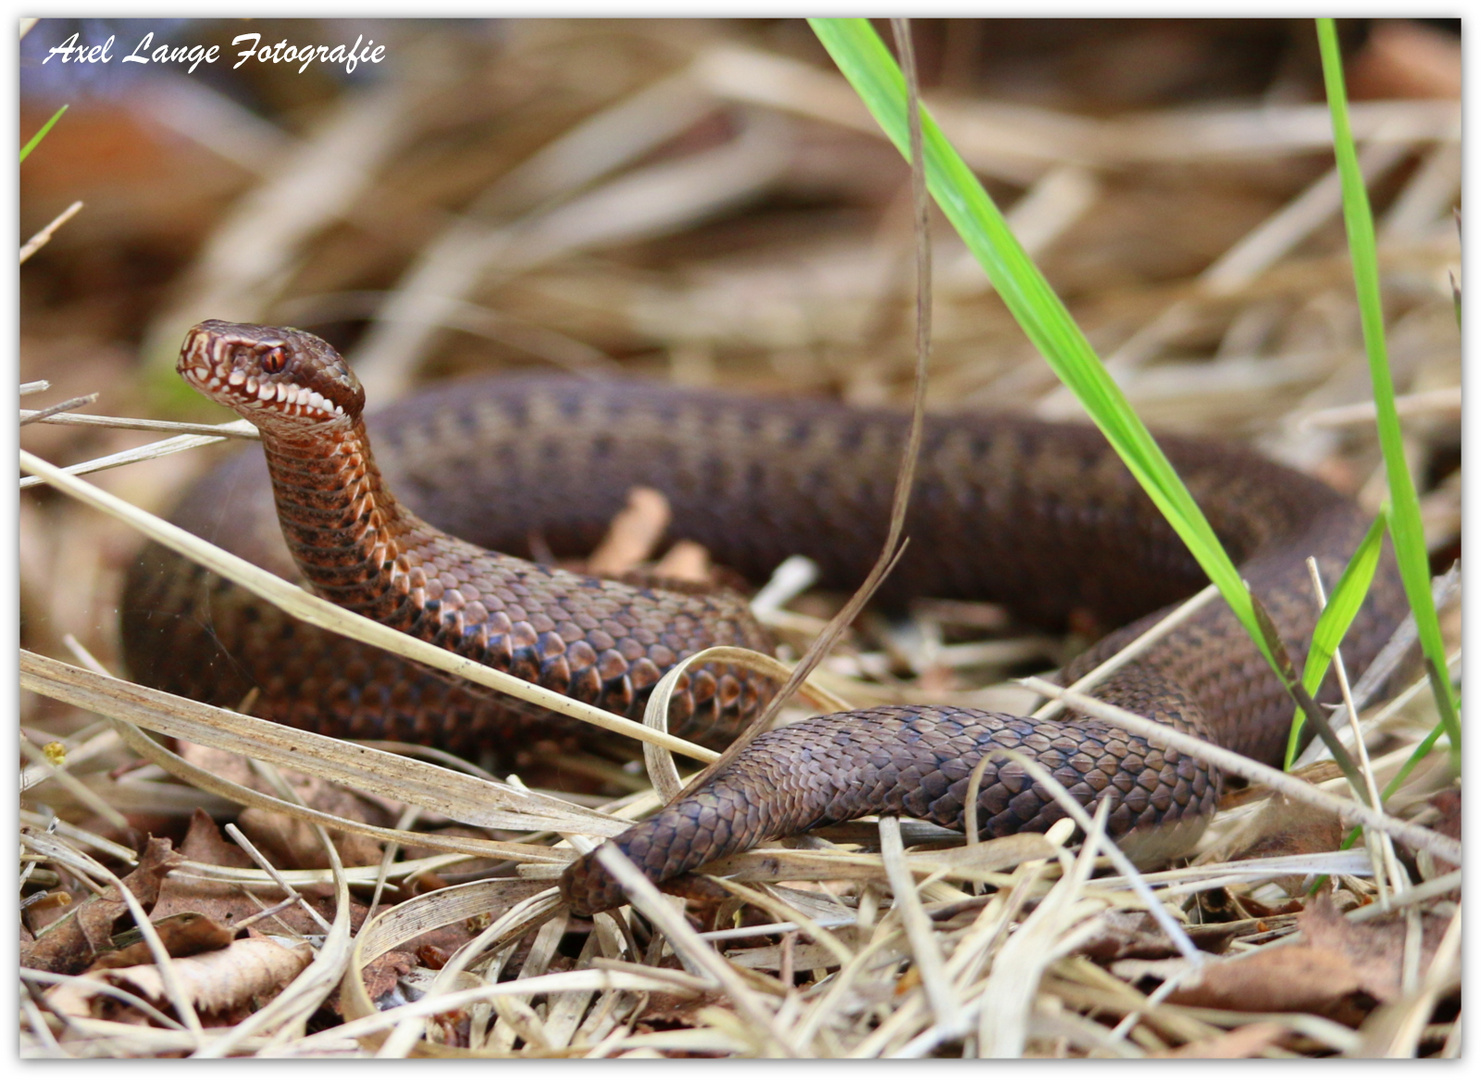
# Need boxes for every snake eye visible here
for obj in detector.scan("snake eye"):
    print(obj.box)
[261,346,287,375]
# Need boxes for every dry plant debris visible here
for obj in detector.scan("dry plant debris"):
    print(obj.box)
[20,18,1459,1058]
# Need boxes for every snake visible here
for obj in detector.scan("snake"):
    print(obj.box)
[119,320,1405,915]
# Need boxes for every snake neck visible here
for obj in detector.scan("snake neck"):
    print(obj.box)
[257,418,427,626]
[251,411,774,734]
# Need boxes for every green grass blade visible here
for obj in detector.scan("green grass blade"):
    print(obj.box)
[1316,19,1460,755]
[1283,512,1386,767]
[1382,717,1449,803]
[20,104,67,163]
[1337,707,1456,856]
[809,18,1270,665]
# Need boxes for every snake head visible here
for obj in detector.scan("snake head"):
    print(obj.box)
[179,321,366,426]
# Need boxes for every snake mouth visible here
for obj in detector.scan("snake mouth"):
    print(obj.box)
[180,321,359,424]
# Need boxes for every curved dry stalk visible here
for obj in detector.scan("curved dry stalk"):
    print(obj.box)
[640,645,855,803]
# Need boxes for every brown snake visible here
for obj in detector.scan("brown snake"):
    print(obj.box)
[120,321,1405,915]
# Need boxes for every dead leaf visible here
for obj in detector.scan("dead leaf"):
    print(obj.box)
[237,805,386,871]
[633,989,719,1031]
[1119,944,1364,1016]
[1215,762,1343,813]
[1402,788,1460,886]
[47,935,313,1024]
[179,808,255,869]
[1297,893,1446,1004]
[1347,20,1463,100]
[150,812,333,938]
[21,837,181,975]
[587,486,671,576]
[1202,793,1344,869]
[1118,894,1452,1021]
[1156,1020,1291,1058]
[88,912,235,970]
[1078,909,1239,962]
[653,540,714,584]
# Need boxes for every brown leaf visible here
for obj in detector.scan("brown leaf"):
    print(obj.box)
[1401,787,1460,885]
[1077,910,1231,962]
[587,486,672,576]
[1297,893,1447,1004]
[179,808,254,869]
[88,912,235,970]
[1127,894,1451,1020]
[1228,795,1344,863]
[1157,1020,1290,1058]
[237,806,386,871]
[634,989,720,1031]
[416,942,452,970]
[1135,944,1364,1015]
[153,812,372,939]
[1425,788,1462,845]
[21,837,181,975]
[357,949,415,1009]
[1347,20,1462,101]
[151,814,289,931]
[47,936,313,1024]
[1217,761,1343,813]
[653,539,715,584]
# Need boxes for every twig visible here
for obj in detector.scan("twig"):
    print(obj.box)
[18,393,99,425]
[18,410,260,439]
[223,824,333,935]
[20,200,83,263]
[1306,557,1401,899]
[1298,386,1461,429]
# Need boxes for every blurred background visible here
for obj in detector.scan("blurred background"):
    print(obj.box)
[19,16,1461,693]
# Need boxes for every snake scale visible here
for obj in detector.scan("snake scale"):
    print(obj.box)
[119,321,1405,915]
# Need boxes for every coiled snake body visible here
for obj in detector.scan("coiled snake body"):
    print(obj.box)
[121,322,1405,914]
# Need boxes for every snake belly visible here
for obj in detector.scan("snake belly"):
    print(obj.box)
[119,321,1406,915]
